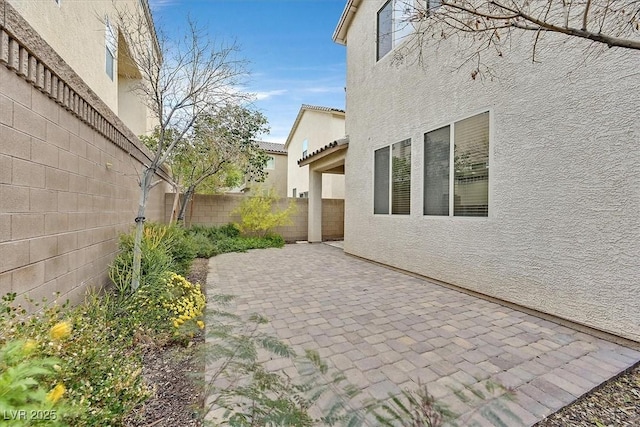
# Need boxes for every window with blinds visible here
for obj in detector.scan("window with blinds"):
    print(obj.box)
[423,111,489,217]
[424,126,450,216]
[392,139,411,215]
[374,146,390,214]
[374,139,411,215]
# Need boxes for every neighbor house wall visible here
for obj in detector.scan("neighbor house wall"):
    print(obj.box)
[6,0,156,135]
[287,109,346,199]
[165,194,344,242]
[343,0,640,341]
[259,152,288,197]
[0,2,170,307]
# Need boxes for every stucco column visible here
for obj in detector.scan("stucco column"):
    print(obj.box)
[308,169,322,242]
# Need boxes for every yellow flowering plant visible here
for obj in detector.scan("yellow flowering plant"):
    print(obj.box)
[1,292,149,425]
[129,272,206,338]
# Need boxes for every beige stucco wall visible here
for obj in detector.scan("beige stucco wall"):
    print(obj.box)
[257,152,288,197]
[6,0,154,136]
[0,3,169,307]
[287,109,346,199]
[166,194,344,242]
[342,1,640,341]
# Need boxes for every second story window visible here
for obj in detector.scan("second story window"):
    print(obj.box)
[377,0,414,61]
[302,139,308,158]
[265,156,275,170]
[105,18,117,80]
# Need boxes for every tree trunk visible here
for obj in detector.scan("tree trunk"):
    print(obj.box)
[169,186,181,224]
[131,167,153,292]
[177,185,195,224]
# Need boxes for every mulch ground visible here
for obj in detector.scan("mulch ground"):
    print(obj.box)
[123,258,209,427]
[123,257,639,426]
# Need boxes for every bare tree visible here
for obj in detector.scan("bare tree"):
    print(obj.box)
[392,0,639,74]
[115,7,250,291]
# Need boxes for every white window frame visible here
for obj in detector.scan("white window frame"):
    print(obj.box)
[377,0,415,61]
[373,139,411,215]
[105,17,117,80]
[302,139,308,158]
[265,155,275,170]
[423,110,491,218]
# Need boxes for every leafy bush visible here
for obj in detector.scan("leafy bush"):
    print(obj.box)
[0,294,149,426]
[160,224,197,276]
[232,189,296,237]
[109,223,197,294]
[189,232,219,258]
[186,224,284,258]
[0,338,70,426]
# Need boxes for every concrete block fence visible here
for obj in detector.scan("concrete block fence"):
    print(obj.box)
[165,193,344,242]
[0,1,170,307]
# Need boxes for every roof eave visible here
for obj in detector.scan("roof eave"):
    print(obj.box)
[332,0,361,45]
[284,105,346,150]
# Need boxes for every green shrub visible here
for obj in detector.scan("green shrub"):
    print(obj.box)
[189,232,219,257]
[160,224,197,276]
[233,189,296,237]
[0,294,149,426]
[217,222,241,238]
[0,338,70,426]
[186,224,284,257]
[109,223,197,294]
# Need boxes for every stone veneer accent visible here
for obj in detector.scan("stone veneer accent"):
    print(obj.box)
[0,0,172,307]
[166,194,344,242]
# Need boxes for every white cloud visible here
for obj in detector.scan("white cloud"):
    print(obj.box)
[149,0,180,10]
[305,86,344,94]
[254,89,287,101]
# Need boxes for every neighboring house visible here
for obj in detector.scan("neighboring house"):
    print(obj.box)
[284,104,346,199]
[332,1,639,342]
[6,0,158,136]
[250,141,288,197]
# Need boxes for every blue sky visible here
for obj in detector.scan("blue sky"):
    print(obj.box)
[149,0,347,143]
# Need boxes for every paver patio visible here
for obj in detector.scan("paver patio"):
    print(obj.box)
[206,243,640,426]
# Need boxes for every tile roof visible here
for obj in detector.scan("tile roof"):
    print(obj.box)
[300,104,345,114]
[298,136,349,165]
[256,141,287,154]
[284,104,346,149]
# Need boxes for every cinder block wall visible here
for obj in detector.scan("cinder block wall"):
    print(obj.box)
[165,194,344,242]
[0,3,170,307]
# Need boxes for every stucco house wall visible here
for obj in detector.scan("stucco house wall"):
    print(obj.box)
[285,106,346,199]
[340,1,640,341]
[261,152,288,197]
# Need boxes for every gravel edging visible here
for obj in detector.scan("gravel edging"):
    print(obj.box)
[534,361,640,427]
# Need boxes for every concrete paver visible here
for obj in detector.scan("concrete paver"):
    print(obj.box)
[206,244,640,426]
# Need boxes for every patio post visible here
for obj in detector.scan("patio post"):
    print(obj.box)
[308,169,322,242]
